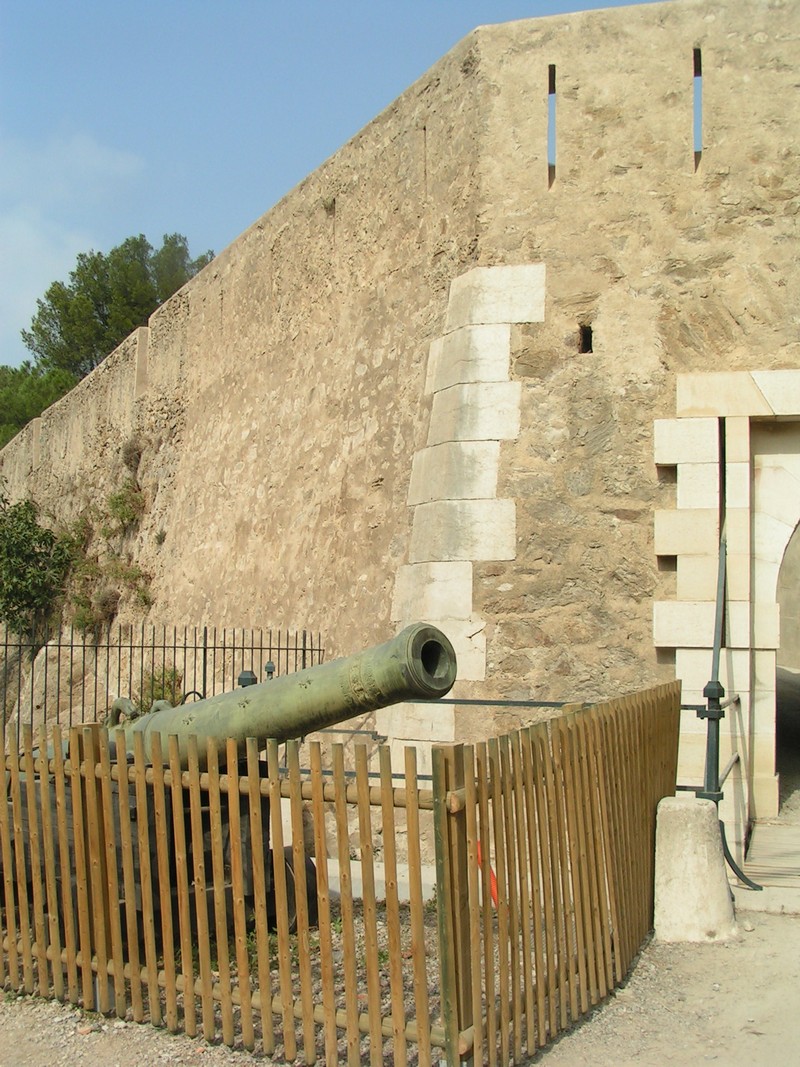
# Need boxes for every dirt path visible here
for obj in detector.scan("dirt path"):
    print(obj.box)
[537,911,800,1065]
[0,912,797,1066]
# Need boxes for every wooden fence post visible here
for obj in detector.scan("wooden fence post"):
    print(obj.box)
[433,744,474,1066]
[81,724,114,1012]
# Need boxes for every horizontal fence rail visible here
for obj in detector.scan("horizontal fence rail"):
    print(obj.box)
[0,681,680,1065]
[0,624,324,742]
[0,727,444,1065]
[433,682,681,1065]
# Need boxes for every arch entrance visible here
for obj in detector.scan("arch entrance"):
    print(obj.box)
[752,420,800,818]
[775,518,800,810]
[654,371,800,858]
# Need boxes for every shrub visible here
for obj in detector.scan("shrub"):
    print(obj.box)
[69,555,152,631]
[0,487,74,636]
[106,479,145,533]
[120,435,144,473]
[134,665,183,716]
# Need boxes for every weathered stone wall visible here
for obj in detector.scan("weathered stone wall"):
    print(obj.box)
[1,29,485,659]
[1,0,797,769]
[466,0,798,705]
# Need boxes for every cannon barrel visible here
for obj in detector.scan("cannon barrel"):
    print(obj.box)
[124,623,457,767]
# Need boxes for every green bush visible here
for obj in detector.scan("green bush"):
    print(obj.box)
[106,479,145,532]
[0,487,74,636]
[0,479,154,637]
[134,665,183,716]
[68,555,152,632]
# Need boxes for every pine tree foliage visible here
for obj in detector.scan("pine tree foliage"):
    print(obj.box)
[0,233,213,447]
[21,233,213,378]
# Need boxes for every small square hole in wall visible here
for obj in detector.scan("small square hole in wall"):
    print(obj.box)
[656,465,678,486]
[579,324,593,353]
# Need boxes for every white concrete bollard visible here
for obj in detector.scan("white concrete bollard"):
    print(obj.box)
[654,795,737,942]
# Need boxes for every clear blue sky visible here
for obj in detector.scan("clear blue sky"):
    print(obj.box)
[0,0,661,369]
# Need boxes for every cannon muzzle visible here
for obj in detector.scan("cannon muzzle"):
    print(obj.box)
[123,623,456,767]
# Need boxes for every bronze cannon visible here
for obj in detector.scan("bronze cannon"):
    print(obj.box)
[115,622,457,764]
[7,624,457,934]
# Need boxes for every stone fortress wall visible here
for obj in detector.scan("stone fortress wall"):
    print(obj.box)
[1,0,798,849]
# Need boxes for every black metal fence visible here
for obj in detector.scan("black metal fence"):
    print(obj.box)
[0,624,325,740]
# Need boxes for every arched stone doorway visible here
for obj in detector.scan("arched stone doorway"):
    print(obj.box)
[654,371,800,858]
[776,521,800,810]
[752,420,800,818]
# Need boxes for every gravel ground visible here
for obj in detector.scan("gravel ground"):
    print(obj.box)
[0,911,797,1066]
[538,911,800,1066]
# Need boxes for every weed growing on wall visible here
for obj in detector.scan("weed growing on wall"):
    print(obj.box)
[120,434,144,474]
[67,548,153,631]
[106,478,145,534]
[0,474,155,635]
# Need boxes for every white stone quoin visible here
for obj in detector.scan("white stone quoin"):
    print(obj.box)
[392,262,547,695]
[444,264,546,331]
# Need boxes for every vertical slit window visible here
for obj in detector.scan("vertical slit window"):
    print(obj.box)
[548,64,557,186]
[693,48,703,168]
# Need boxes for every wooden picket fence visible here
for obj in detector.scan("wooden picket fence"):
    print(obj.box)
[433,682,681,1064]
[0,681,680,1065]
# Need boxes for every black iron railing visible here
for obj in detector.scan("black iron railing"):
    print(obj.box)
[0,623,324,738]
[683,526,761,890]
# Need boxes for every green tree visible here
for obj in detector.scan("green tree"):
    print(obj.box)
[20,232,213,378]
[0,363,77,449]
[0,487,75,636]
[150,233,210,304]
